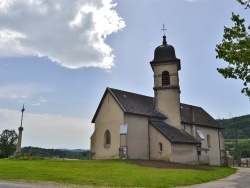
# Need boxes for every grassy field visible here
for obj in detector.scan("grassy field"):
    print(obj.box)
[0,159,236,188]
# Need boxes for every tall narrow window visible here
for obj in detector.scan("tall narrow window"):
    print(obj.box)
[162,71,170,86]
[104,130,111,145]
[159,142,163,152]
[207,134,211,147]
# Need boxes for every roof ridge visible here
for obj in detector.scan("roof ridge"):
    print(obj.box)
[108,87,127,112]
[180,103,202,109]
[109,88,154,99]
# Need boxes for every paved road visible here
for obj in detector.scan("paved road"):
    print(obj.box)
[0,167,250,188]
[0,182,61,188]
[177,167,250,188]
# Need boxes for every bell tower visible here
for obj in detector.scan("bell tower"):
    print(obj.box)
[150,32,181,129]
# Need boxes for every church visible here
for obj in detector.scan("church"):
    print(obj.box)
[90,34,226,165]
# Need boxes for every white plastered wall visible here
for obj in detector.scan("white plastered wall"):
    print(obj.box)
[149,125,172,161]
[172,143,199,164]
[183,123,222,165]
[91,92,124,159]
[125,114,149,159]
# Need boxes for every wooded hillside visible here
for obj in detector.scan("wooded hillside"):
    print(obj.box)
[22,147,90,159]
[217,115,250,158]
[217,114,250,139]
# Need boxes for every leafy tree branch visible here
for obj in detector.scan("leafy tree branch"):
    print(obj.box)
[216,1,250,97]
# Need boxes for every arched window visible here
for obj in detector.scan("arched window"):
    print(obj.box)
[162,71,170,86]
[104,130,111,145]
[207,134,211,147]
[159,142,163,152]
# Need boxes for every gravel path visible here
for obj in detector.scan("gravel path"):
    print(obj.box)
[176,167,250,188]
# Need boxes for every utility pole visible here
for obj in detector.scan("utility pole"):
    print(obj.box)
[234,118,241,167]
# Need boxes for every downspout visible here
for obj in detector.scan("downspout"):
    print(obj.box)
[197,145,200,163]
[191,106,196,137]
[218,130,221,165]
[148,122,151,160]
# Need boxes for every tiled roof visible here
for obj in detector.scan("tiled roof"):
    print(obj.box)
[92,88,222,130]
[180,103,222,129]
[109,88,166,119]
[149,119,200,144]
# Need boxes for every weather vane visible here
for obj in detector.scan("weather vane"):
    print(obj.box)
[161,24,167,36]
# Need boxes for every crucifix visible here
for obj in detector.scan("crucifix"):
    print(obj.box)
[20,105,25,127]
[14,105,25,157]
[161,24,167,36]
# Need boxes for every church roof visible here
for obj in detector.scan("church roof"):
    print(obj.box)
[109,88,167,118]
[92,88,222,129]
[149,119,200,144]
[180,103,222,129]
[91,88,166,123]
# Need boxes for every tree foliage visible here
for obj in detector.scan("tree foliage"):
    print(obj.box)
[237,0,250,9]
[218,113,250,158]
[0,129,18,158]
[217,114,250,139]
[225,139,250,158]
[216,0,250,97]
[21,147,90,159]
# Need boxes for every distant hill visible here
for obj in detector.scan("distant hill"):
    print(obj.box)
[57,148,87,152]
[22,147,90,159]
[217,115,250,158]
[217,114,250,139]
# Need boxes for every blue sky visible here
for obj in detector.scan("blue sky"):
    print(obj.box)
[0,0,249,149]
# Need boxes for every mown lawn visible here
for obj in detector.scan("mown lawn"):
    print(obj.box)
[0,159,236,188]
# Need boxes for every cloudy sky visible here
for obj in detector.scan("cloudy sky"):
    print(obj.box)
[0,0,249,149]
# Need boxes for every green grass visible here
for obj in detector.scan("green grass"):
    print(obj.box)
[0,159,236,188]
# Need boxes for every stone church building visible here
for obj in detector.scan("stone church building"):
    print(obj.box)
[90,35,225,165]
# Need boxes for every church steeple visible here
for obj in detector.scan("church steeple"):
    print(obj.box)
[150,30,181,129]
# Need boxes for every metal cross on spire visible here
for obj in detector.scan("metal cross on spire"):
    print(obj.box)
[161,24,167,36]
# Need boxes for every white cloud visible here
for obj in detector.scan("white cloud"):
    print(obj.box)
[29,97,47,106]
[39,97,47,103]
[29,102,41,106]
[0,108,93,149]
[0,29,31,56]
[0,0,125,69]
[0,83,51,102]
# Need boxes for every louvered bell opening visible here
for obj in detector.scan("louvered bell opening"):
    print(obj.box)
[162,71,170,86]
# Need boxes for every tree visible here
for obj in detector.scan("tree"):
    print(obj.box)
[0,129,18,158]
[237,0,250,8]
[215,0,250,97]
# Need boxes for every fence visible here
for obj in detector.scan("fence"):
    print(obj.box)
[228,157,249,167]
